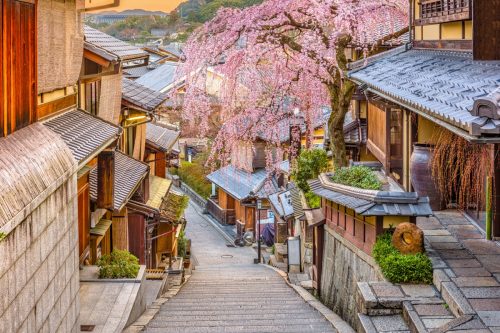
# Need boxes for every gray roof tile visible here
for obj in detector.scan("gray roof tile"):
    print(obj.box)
[122,78,168,111]
[308,178,432,217]
[84,25,147,61]
[349,49,500,137]
[89,151,149,211]
[135,62,180,92]
[146,122,180,152]
[43,109,120,164]
[207,166,274,200]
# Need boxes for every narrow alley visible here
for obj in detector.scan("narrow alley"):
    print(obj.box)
[144,201,337,333]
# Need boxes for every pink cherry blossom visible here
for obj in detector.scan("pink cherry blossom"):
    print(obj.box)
[174,0,408,170]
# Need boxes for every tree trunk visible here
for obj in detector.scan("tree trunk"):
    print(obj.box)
[327,80,356,169]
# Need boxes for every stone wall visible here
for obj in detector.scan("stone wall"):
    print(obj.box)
[0,125,79,332]
[320,225,384,328]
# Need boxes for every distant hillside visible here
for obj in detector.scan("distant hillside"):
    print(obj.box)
[89,9,168,16]
[177,0,263,23]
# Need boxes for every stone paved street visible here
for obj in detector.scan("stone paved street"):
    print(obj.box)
[144,201,337,333]
[419,210,500,331]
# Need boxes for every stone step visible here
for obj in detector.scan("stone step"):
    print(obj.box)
[148,318,330,327]
[152,312,326,321]
[358,313,409,333]
[145,323,336,333]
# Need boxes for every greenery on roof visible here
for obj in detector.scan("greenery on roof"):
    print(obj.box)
[160,192,189,224]
[331,166,382,190]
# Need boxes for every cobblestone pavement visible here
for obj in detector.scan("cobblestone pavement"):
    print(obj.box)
[144,202,336,333]
[419,210,500,331]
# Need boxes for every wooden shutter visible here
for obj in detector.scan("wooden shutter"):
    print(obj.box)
[1,0,37,137]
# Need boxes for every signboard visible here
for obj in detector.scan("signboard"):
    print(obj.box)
[287,236,301,267]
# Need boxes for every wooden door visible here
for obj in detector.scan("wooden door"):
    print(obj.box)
[1,0,37,137]
[77,176,90,261]
[128,213,146,264]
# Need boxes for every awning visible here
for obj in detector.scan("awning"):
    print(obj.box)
[146,122,180,153]
[90,219,112,236]
[122,78,168,112]
[147,176,172,210]
[89,151,149,211]
[43,108,120,167]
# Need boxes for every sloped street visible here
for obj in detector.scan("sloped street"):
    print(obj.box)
[144,202,337,333]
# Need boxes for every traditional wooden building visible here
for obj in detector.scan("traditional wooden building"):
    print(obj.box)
[309,173,432,293]
[348,0,500,238]
[0,0,100,330]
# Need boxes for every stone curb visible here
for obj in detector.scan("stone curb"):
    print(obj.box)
[123,275,191,332]
[264,264,356,333]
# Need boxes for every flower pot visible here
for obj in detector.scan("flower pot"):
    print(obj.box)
[410,144,445,211]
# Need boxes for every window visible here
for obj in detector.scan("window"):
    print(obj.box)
[420,0,471,23]
[84,80,101,116]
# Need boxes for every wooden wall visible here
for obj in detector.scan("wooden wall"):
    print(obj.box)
[1,0,37,137]
[367,103,387,165]
[128,213,146,264]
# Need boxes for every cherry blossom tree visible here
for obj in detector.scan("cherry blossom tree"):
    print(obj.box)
[175,0,408,169]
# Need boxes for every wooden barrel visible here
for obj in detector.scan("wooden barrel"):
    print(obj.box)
[410,144,443,211]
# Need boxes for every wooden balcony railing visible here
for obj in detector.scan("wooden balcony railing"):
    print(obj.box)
[418,0,471,24]
[206,198,236,225]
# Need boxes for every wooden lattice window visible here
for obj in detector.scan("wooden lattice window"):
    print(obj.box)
[84,80,101,116]
[419,0,471,23]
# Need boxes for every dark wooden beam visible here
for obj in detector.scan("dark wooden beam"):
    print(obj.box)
[97,150,115,210]
[473,0,500,60]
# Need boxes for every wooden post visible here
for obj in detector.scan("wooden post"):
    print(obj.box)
[473,0,500,61]
[155,152,166,178]
[97,150,115,210]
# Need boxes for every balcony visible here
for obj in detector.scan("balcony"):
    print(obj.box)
[418,0,471,25]
[206,198,236,225]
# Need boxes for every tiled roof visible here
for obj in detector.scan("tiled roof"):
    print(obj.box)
[349,48,500,137]
[123,63,159,79]
[344,119,367,145]
[89,151,149,211]
[146,122,180,152]
[160,43,183,58]
[135,62,180,93]
[308,174,432,217]
[43,109,120,165]
[84,25,148,61]
[146,175,172,210]
[122,78,168,111]
[207,165,270,200]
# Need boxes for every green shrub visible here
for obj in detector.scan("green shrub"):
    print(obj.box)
[291,149,329,193]
[372,233,433,284]
[331,166,382,190]
[291,149,329,208]
[97,250,140,279]
[177,229,188,258]
[305,191,321,209]
[171,152,212,199]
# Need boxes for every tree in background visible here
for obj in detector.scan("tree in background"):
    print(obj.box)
[291,149,329,208]
[176,0,408,170]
